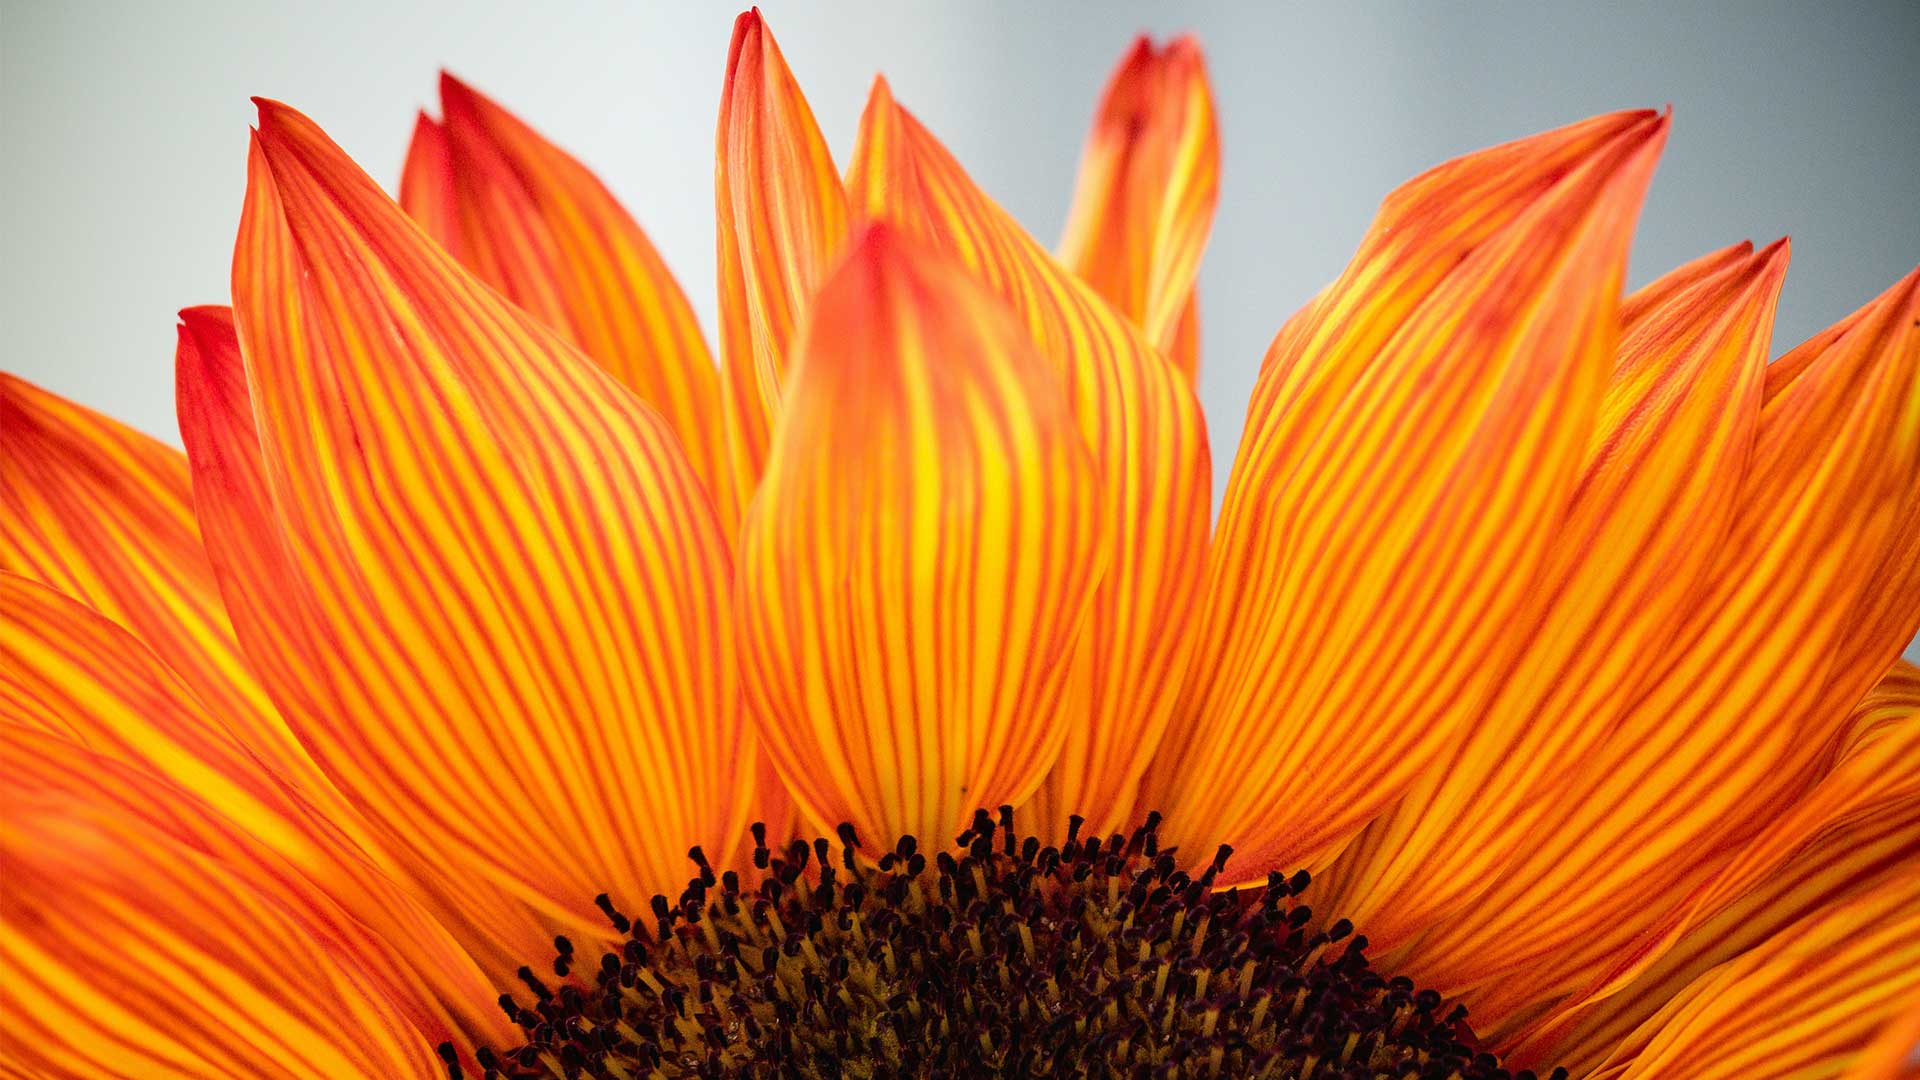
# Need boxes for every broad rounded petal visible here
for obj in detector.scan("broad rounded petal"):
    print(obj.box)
[1592,867,1920,1080]
[1318,240,1784,945]
[1057,36,1220,377]
[0,373,312,789]
[1403,266,1920,1031]
[713,10,848,517]
[400,76,728,522]
[0,736,439,1080]
[1154,111,1666,879]
[849,79,1211,838]
[222,101,745,978]
[737,224,1105,844]
[0,573,511,1046]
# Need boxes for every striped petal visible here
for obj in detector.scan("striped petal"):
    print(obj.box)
[848,78,1211,838]
[1057,36,1220,379]
[1518,661,1920,1074]
[736,223,1105,844]
[0,373,317,794]
[1589,866,1920,1080]
[398,76,728,524]
[1317,240,1784,945]
[1403,265,1920,1031]
[713,10,848,517]
[0,572,509,1046]
[1153,111,1665,879]
[1,726,438,1080]
[1845,1000,1920,1080]
[206,101,745,981]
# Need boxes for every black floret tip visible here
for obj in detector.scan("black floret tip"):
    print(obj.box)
[443,809,1539,1079]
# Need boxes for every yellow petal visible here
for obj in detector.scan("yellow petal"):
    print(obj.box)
[1590,866,1920,1080]
[1318,240,1785,946]
[713,9,848,518]
[849,78,1211,837]
[1057,36,1220,377]
[736,223,1106,844]
[399,76,729,525]
[1512,660,1920,1073]
[0,373,310,791]
[213,101,746,979]
[1404,265,1920,1032]
[1154,111,1666,879]
[0,729,440,1080]
[0,572,510,1047]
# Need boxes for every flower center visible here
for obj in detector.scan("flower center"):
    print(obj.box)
[442,810,1560,1080]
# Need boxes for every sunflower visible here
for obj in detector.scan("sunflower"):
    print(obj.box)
[2,10,1917,1079]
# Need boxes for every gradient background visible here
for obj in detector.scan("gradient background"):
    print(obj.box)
[6,1,1918,659]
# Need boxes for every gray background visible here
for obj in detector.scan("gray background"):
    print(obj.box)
[5,1,1917,661]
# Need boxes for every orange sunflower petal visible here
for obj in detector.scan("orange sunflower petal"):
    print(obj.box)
[212,101,744,977]
[1153,111,1665,879]
[1316,240,1784,945]
[1512,660,1920,1073]
[736,223,1106,845]
[1,729,439,1080]
[848,78,1211,838]
[398,75,728,521]
[1402,265,1920,1030]
[1845,999,1920,1080]
[1586,866,1920,1080]
[0,572,511,1046]
[713,10,848,517]
[1057,35,1220,378]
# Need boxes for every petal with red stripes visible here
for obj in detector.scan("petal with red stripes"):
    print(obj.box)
[399,76,728,522]
[849,79,1211,838]
[214,101,746,981]
[736,223,1105,845]
[1316,240,1784,946]
[712,10,848,516]
[1153,111,1666,879]
[1058,36,1219,378]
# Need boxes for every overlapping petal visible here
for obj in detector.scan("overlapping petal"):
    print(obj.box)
[1058,36,1219,378]
[848,78,1211,837]
[398,76,728,519]
[1317,240,1784,945]
[192,100,745,984]
[1153,111,1666,879]
[736,223,1105,844]
[713,10,847,519]
[1401,265,1920,1032]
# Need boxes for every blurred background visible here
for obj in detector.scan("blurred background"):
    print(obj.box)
[5,1,1918,659]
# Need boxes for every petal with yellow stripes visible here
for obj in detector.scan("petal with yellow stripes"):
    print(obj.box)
[1401,266,1920,1033]
[211,100,746,980]
[736,223,1105,844]
[398,76,728,522]
[0,572,510,1046]
[713,10,848,516]
[1317,240,1784,946]
[1588,866,1920,1080]
[848,78,1211,837]
[1510,661,1920,1073]
[0,734,441,1080]
[1154,111,1666,879]
[1058,35,1219,378]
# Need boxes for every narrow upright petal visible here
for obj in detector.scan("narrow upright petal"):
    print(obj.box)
[1156,112,1666,878]
[714,10,848,515]
[1319,240,1785,945]
[205,101,745,981]
[1404,266,1920,1030]
[1058,36,1219,377]
[849,79,1211,836]
[736,224,1105,844]
[397,76,728,519]
[1,735,440,1080]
